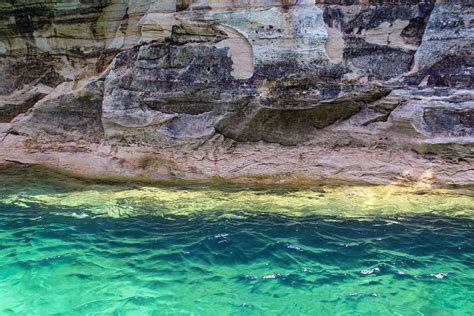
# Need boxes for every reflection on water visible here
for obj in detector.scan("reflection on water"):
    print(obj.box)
[0,165,473,314]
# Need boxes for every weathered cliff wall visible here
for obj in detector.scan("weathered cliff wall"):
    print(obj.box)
[0,0,472,185]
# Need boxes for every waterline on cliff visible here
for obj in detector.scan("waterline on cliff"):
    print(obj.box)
[1,164,473,219]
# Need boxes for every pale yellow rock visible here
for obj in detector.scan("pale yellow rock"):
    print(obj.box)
[365,19,417,51]
[325,26,344,64]
[214,25,254,79]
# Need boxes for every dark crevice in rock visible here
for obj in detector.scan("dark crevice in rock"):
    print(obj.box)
[361,112,392,126]
[0,93,45,123]
[401,16,426,46]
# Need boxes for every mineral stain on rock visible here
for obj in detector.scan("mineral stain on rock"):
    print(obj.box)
[0,0,472,185]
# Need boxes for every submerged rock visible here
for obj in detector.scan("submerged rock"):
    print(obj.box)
[0,0,472,185]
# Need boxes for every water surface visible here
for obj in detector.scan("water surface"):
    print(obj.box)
[0,165,473,315]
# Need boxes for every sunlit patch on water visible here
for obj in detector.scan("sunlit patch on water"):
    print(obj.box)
[0,165,473,314]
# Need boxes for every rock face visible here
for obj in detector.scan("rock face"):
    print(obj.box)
[0,0,473,185]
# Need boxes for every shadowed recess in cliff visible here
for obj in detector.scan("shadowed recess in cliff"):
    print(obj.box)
[215,89,391,145]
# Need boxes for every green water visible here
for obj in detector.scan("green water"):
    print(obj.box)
[0,165,473,315]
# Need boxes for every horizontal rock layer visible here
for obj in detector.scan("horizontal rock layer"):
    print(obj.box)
[0,0,473,185]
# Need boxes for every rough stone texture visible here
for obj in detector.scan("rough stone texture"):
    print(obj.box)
[0,0,473,186]
[10,80,105,143]
[408,2,473,88]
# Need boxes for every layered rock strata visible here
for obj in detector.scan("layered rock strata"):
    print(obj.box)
[0,0,473,185]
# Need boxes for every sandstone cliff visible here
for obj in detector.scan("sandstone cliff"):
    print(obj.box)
[0,0,472,185]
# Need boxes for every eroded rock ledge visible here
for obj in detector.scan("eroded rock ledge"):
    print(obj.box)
[0,0,472,185]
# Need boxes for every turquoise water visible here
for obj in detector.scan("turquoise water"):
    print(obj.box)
[0,166,473,315]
